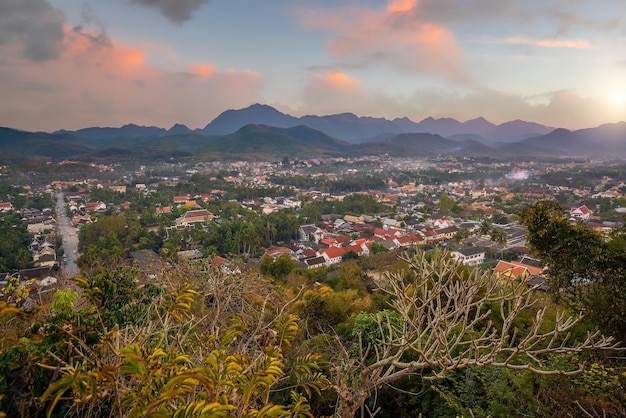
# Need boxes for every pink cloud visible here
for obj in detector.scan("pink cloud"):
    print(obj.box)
[387,0,419,13]
[322,71,362,91]
[187,63,217,78]
[0,26,264,131]
[296,3,467,83]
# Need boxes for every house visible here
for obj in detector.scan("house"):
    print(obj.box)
[173,195,191,206]
[299,224,324,243]
[450,247,485,266]
[86,201,107,213]
[264,247,294,259]
[175,209,214,226]
[177,249,203,260]
[344,215,364,224]
[129,249,165,281]
[394,233,423,248]
[183,200,201,209]
[494,260,543,281]
[570,205,592,221]
[432,226,459,241]
[303,256,327,269]
[71,214,92,227]
[318,246,347,266]
[156,206,172,215]
[470,190,487,199]
[109,185,127,193]
[0,202,13,213]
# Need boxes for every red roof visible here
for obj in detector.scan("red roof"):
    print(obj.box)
[396,235,413,244]
[302,248,317,258]
[320,246,347,259]
[334,236,351,244]
[266,247,292,257]
[578,205,590,214]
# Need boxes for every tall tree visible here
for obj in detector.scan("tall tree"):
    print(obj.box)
[520,200,626,341]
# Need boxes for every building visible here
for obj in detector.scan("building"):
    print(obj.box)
[175,209,214,226]
[450,247,485,266]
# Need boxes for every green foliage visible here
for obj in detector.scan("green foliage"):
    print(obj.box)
[261,254,298,280]
[300,194,389,221]
[520,200,626,341]
[352,310,403,348]
[438,193,456,215]
[0,263,330,418]
[50,289,78,318]
[0,214,32,271]
[370,242,387,255]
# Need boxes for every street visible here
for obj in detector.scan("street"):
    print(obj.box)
[55,192,80,277]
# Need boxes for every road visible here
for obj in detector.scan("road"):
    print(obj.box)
[55,192,80,277]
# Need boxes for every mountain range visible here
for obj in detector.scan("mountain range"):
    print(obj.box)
[1,104,625,163]
[54,103,555,144]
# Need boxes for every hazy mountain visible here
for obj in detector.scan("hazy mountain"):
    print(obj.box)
[359,132,457,157]
[486,120,555,143]
[516,122,626,158]
[60,123,169,140]
[201,104,298,135]
[167,124,193,135]
[201,104,555,143]
[46,103,557,144]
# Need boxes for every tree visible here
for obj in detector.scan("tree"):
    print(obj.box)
[490,227,508,244]
[520,200,626,341]
[370,242,388,255]
[342,250,359,261]
[331,250,617,417]
[438,194,455,215]
[479,219,491,236]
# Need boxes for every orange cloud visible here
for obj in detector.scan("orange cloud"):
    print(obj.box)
[187,63,217,77]
[297,4,466,83]
[324,71,362,90]
[117,46,145,67]
[387,0,418,13]
[0,26,264,131]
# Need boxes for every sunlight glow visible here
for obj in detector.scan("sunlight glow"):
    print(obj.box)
[609,90,626,108]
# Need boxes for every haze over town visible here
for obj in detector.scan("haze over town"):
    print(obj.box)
[2,0,626,132]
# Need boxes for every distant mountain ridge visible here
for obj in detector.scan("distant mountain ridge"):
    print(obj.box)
[200,104,554,143]
[50,103,555,144]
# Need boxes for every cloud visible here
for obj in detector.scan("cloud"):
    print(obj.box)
[297,2,468,83]
[406,88,618,129]
[296,70,414,118]
[0,26,264,131]
[130,0,212,24]
[294,71,618,130]
[322,71,362,91]
[187,63,217,78]
[0,0,66,61]
[387,0,418,13]
[506,36,591,49]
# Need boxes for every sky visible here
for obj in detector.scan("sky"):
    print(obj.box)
[1,0,625,132]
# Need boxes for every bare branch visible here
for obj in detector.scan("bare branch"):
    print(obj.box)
[331,250,619,418]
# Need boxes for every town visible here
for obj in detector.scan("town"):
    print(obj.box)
[2,155,624,296]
